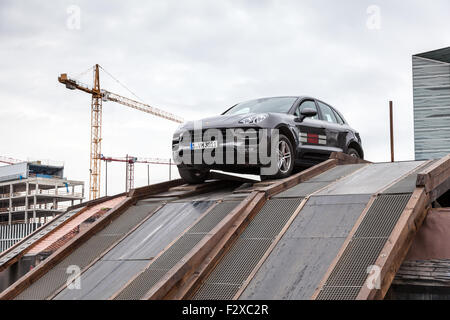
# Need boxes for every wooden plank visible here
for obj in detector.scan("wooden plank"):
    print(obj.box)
[67,192,127,211]
[416,154,450,195]
[142,192,265,300]
[393,259,450,287]
[129,179,185,199]
[356,188,430,300]
[329,152,371,165]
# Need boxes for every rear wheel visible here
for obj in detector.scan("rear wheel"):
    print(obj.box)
[261,134,294,180]
[347,147,361,159]
[178,167,210,184]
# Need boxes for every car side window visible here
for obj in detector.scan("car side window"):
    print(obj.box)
[332,109,345,125]
[295,100,318,120]
[317,101,338,124]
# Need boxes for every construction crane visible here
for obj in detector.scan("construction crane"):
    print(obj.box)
[58,64,183,200]
[100,155,175,194]
[0,156,23,165]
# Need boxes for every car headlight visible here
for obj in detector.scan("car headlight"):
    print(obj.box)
[239,113,269,124]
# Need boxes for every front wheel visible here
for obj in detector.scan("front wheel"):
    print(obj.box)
[347,147,361,159]
[261,134,295,180]
[178,167,210,184]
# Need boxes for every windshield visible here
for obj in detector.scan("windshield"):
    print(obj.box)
[223,97,298,115]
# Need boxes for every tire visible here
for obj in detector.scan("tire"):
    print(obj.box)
[178,167,210,184]
[347,147,361,159]
[261,134,295,180]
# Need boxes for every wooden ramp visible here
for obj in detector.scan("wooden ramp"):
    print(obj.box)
[1,153,449,300]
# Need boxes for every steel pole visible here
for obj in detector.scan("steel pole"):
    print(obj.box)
[105,160,108,196]
[390,101,395,163]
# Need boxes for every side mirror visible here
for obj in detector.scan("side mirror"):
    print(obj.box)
[295,108,317,122]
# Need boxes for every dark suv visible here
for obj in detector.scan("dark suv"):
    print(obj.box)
[172,96,363,183]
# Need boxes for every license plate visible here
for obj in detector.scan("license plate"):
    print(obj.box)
[190,141,218,150]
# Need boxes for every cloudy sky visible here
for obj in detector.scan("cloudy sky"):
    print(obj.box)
[1,0,449,196]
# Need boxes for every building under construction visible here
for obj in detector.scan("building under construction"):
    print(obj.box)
[0,162,84,252]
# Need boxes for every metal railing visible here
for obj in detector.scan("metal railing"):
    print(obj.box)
[0,190,83,199]
[0,223,42,253]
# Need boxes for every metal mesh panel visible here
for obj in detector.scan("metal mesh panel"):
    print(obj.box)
[59,235,123,268]
[149,234,206,270]
[15,234,122,300]
[188,201,240,234]
[114,269,168,300]
[15,203,161,300]
[354,194,411,238]
[193,198,303,300]
[114,201,240,300]
[317,194,411,300]
[99,204,160,236]
[240,199,302,239]
[323,238,387,287]
[193,283,242,300]
[15,267,70,300]
[315,286,361,300]
[206,239,272,285]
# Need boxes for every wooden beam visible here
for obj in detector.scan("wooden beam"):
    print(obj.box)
[329,151,371,165]
[356,188,430,300]
[416,154,450,200]
[393,259,450,288]
[129,179,185,199]
[142,192,265,300]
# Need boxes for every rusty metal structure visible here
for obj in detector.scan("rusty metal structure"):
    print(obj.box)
[1,152,449,300]
[100,155,176,193]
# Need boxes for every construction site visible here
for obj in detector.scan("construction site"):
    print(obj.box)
[0,17,449,302]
